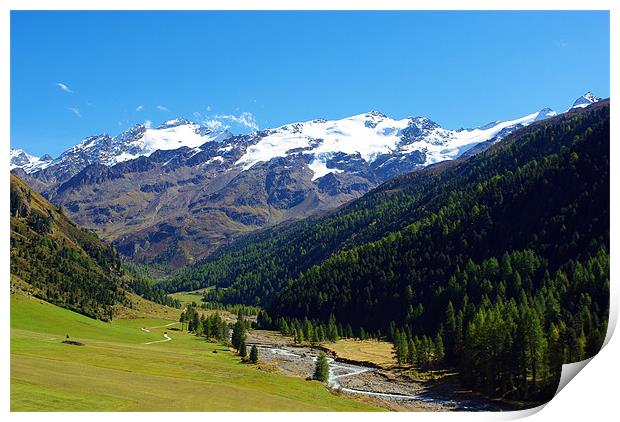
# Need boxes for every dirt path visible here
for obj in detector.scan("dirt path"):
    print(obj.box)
[141,322,178,344]
[144,332,172,345]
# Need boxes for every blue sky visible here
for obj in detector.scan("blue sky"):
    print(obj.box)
[11,10,610,157]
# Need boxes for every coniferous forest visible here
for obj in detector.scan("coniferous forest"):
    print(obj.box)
[162,101,610,402]
[10,174,127,320]
[10,174,178,319]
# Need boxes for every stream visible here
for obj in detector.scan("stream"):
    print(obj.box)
[253,343,503,411]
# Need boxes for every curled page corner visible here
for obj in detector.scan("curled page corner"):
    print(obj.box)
[555,357,593,396]
[502,403,547,419]
[497,358,595,420]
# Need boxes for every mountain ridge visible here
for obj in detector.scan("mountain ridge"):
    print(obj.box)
[11,92,603,268]
[159,99,609,304]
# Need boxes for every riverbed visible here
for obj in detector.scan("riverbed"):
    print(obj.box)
[247,331,505,412]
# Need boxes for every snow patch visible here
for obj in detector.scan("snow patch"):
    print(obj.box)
[10,148,53,173]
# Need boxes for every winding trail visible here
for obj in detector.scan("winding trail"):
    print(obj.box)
[141,322,178,344]
[144,332,172,345]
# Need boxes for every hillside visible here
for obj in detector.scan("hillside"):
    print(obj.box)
[161,101,610,402]
[10,173,129,320]
[10,174,178,320]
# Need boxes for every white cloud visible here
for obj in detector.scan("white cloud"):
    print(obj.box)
[57,82,73,93]
[136,105,144,112]
[214,112,259,131]
[143,120,152,129]
[156,105,169,112]
[68,107,81,117]
[193,111,202,120]
[202,119,229,131]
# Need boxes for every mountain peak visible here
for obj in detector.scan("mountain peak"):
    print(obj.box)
[534,107,557,122]
[570,92,601,110]
[10,148,53,173]
[366,110,387,118]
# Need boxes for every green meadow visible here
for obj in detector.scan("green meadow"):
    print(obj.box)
[168,289,211,307]
[10,294,382,411]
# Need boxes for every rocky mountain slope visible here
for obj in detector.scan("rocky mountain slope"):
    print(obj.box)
[11,93,601,268]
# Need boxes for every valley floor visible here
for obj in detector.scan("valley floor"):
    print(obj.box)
[10,293,382,411]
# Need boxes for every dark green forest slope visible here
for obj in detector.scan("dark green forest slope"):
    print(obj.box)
[10,174,178,320]
[162,102,609,401]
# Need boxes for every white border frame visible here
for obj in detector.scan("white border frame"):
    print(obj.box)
[1,2,616,422]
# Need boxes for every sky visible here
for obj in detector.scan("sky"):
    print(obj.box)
[11,10,610,157]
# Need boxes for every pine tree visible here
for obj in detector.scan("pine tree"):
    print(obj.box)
[203,316,212,339]
[434,332,445,365]
[422,336,433,367]
[191,311,200,333]
[444,301,456,362]
[317,325,326,342]
[179,311,186,331]
[407,339,417,365]
[303,318,313,341]
[346,324,354,339]
[231,315,247,351]
[327,314,339,342]
[249,345,259,363]
[523,308,547,391]
[311,326,320,345]
[279,318,290,336]
[195,316,203,336]
[359,327,367,340]
[393,330,408,366]
[313,352,330,382]
[239,340,247,358]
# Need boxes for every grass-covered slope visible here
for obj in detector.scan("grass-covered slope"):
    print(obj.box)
[11,173,126,320]
[10,293,381,411]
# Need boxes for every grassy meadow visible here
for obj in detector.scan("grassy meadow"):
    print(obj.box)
[168,288,211,307]
[322,339,397,369]
[10,293,382,411]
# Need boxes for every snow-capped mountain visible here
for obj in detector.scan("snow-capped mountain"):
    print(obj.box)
[18,118,233,183]
[60,119,232,166]
[10,149,53,173]
[11,91,603,268]
[570,92,601,110]
[14,93,595,183]
[534,107,558,121]
[235,105,556,181]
